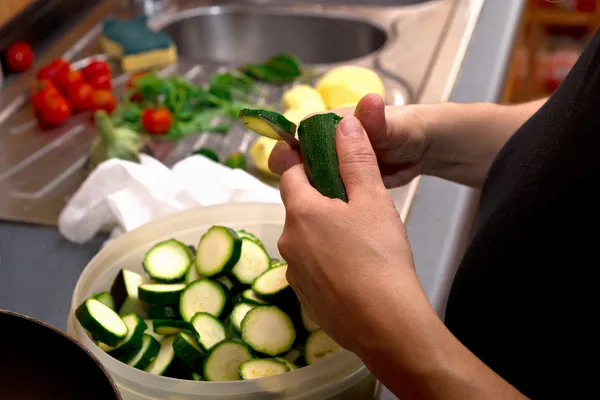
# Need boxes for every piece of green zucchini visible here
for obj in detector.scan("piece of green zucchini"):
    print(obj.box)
[239,108,296,141]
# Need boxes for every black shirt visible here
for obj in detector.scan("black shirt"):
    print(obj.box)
[444,29,600,398]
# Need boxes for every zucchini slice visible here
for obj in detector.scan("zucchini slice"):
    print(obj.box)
[241,306,296,356]
[203,341,254,382]
[216,276,235,292]
[301,306,320,333]
[110,269,149,317]
[230,303,256,334]
[109,313,147,361]
[185,262,203,285]
[192,372,203,381]
[148,305,181,320]
[304,329,341,365]
[91,291,115,310]
[152,319,194,336]
[191,312,227,352]
[251,264,296,307]
[180,279,229,322]
[282,348,302,365]
[239,108,297,141]
[231,238,271,285]
[195,226,242,277]
[297,113,348,202]
[235,289,268,306]
[76,298,129,347]
[173,332,205,369]
[138,283,186,306]
[127,334,161,370]
[236,229,264,247]
[143,239,193,283]
[274,357,298,371]
[145,336,177,376]
[239,358,290,380]
[144,320,164,342]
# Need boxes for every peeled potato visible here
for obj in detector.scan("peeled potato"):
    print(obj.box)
[316,66,385,109]
[283,108,310,125]
[282,85,327,113]
[250,136,279,178]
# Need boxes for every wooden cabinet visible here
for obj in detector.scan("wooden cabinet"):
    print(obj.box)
[0,0,35,27]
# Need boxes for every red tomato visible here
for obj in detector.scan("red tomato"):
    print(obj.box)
[127,72,146,89]
[5,42,34,73]
[90,90,117,114]
[82,60,111,81]
[37,58,70,82]
[56,70,85,95]
[88,73,112,91]
[38,94,72,127]
[142,107,173,135]
[29,80,59,111]
[68,83,94,113]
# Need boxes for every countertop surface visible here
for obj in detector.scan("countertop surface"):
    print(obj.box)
[0,0,525,398]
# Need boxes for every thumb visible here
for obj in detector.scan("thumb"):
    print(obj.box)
[336,116,385,201]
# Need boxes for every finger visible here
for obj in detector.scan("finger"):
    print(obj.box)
[353,93,390,147]
[279,163,316,206]
[269,141,302,175]
[336,116,386,201]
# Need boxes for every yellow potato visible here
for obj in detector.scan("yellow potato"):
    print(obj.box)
[316,66,385,109]
[283,108,310,125]
[250,136,279,178]
[282,85,327,113]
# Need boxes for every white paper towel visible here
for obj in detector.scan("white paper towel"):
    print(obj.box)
[58,154,282,244]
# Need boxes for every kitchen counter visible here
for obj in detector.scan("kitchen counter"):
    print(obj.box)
[0,0,525,398]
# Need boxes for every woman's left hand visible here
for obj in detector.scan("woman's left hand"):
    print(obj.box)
[275,116,430,355]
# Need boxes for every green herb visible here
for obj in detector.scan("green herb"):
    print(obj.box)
[89,110,145,169]
[242,53,303,84]
[192,147,219,162]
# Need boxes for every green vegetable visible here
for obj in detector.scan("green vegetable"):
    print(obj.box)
[297,113,348,202]
[193,147,219,162]
[243,53,302,83]
[239,108,296,141]
[89,110,145,169]
[225,151,247,170]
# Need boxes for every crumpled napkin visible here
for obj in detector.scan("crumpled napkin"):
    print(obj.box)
[58,154,282,244]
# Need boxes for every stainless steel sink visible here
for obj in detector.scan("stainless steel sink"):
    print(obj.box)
[161,10,388,64]
[0,0,485,227]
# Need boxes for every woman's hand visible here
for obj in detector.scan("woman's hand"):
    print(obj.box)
[276,115,430,354]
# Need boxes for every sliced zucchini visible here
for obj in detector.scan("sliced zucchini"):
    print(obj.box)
[148,305,181,320]
[76,298,129,347]
[239,108,297,141]
[92,291,115,310]
[236,229,264,247]
[180,279,229,322]
[144,320,164,342]
[252,264,296,306]
[231,238,271,285]
[239,358,290,380]
[187,244,197,256]
[109,313,147,361]
[143,239,193,283]
[173,332,205,369]
[236,289,268,306]
[127,334,161,370]
[195,226,242,277]
[185,262,203,285]
[191,312,227,352]
[97,341,114,352]
[270,261,287,269]
[138,283,186,306]
[203,341,254,381]
[301,306,320,333]
[230,303,256,334]
[192,372,203,381]
[152,319,194,336]
[282,348,302,364]
[216,276,235,292]
[241,306,296,356]
[146,336,177,376]
[110,269,149,317]
[304,329,341,365]
[297,113,348,202]
[274,357,298,371]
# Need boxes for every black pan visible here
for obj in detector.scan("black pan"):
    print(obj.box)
[0,309,121,400]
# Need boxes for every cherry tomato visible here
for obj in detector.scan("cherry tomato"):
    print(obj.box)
[127,72,146,89]
[90,90,117,114]
[88,73,112,91]
[56,70,85,95]
[38,94,72,127]
[29,80,59,111]
[82,60,110,81]
[142,106,173,135]
[5,42,34,73]
[67,83,94,113]
[37,58,70,83]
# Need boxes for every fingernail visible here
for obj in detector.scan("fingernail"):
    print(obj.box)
[340,116,364,137]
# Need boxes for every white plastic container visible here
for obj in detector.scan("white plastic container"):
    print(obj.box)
[68,203,379,400]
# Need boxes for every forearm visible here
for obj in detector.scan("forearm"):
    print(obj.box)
[355,279,527,400]
[415,98,547,187]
